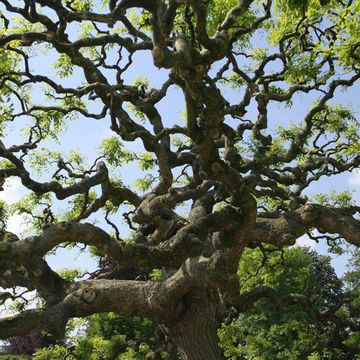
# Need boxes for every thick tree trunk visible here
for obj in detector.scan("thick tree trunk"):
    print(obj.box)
[174,320,225,360]
[168,289,225,360]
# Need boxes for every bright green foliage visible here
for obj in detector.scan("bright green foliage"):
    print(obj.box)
[67,0,94,12]
[238,247,343,304]
[31,313,159,360]
[62,190,97,221]
[134,173,157,192]
[314,190,355,208]
[53,54,74,79]
[100,138,155,170]
[28,149,86,179]
[149,268,164,282]
[312,105,360,155]
[286,0,310,14]
[21,110,69,143]
[33,345,70,360]
[0,200,9,229]
[219,247,348,359]
[277,122,303,143]
[10,193,52,234]
[0,47,24,136]
[56,268,82,282]
[342,249,360,354]
[116,344,153,360]
[138,152,155,171]
[344,249,360,291]
[132,77,149,91]
[99,137,132,167]
[206,0,258,35]
[28,149,63,174]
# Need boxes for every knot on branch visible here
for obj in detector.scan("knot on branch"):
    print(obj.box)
[169,231,201,250]
[0,241,11,253]
[195,64,205,74]
[96,160,107,173]
[0,231,19,242]
[57,222,70,231]
[147,285,167,319]
[33,269,42,277]
[302,202,321,224]
[304,202,317,212]
[81,287,96,303]
[152,46,164,67]
[210,162,223,175]
[281,233,297,246]
[212,231,237,249]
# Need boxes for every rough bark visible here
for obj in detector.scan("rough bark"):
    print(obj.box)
[167,289,225,360]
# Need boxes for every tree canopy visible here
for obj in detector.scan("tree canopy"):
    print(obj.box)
[0,0,359,359]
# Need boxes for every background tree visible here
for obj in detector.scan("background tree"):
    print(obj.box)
[0,0,359,359]
[219,247,354,359]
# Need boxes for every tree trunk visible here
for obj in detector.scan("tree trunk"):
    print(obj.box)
[168,289,225,360]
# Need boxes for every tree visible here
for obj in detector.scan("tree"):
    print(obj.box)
[0,0,359,359]
[219,247,350,359]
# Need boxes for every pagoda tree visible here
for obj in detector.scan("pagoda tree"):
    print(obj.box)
[0,0,359,359]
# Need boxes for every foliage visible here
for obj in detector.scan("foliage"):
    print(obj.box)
[30,314,159,360]
[0,0,359,359]
[33,345,70,360]
[219,247,349,359]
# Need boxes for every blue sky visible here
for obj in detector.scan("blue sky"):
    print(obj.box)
[0,6,359,280]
